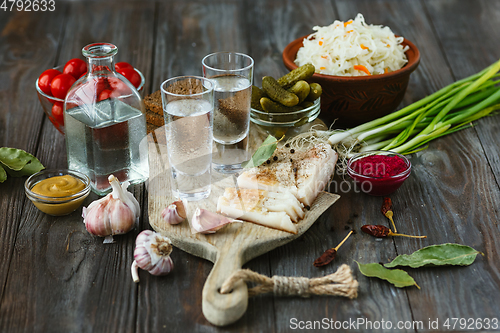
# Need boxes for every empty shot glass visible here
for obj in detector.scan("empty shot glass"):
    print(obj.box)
[161,76,214,201]
[202,52,254,173]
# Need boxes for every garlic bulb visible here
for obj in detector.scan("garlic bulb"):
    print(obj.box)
[83,175,140,242]
[191,208,239,234]
[131,230,174,283]
[161,200,186,225]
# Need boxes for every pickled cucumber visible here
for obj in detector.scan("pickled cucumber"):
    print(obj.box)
[260,97,301,113]
[251,85,266,111]
[287,80,310,103]
[277,63,315,89]
[307,83,322,101]
[260,98,302,123]
[299,100,314,109]
[262,76,299,107]
[294,116,309,127]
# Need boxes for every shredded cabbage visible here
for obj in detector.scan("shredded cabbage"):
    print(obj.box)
[295,14,409,76]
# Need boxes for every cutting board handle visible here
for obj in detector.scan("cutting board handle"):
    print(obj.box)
[202,249,248,326]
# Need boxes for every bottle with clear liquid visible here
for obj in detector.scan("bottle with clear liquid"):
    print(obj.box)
[64,43,149,195]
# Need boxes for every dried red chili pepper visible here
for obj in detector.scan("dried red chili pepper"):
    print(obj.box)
[361,225,426,239]
[314,230,353,267]
[381,197,397,232]
[313,248,337,267]
[381,197,392,216]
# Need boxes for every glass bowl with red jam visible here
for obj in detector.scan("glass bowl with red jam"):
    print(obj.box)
[347,150,411,196]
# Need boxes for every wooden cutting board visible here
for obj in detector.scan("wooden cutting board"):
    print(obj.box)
[147,128,340,326]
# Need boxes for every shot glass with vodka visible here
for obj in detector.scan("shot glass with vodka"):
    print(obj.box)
[161,76,214,201]
[202,52,254,173]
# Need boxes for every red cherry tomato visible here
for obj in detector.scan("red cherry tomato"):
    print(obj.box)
[98,89,113,102]
[116,68,141,88]
[89,77,107,96]
[50,74,76,99]
[115,62,134,71]
[38,69,62,96]
[52,102,64,125]
[92,65,111,72]
[107,77,132,95]
[63,58,87,79]
[65,102,78,110]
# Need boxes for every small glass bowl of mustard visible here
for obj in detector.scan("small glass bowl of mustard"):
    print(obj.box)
[24,169,91,216]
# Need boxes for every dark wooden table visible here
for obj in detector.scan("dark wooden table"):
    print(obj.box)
[1,1,500,332]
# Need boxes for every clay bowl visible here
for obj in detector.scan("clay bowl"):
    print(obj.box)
[282,35,420,128]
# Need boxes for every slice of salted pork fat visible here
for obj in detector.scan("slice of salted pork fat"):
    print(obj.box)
[216,188,300,234]
[237,143,338,206]
[294,143,338,206]
[236,149,298,196]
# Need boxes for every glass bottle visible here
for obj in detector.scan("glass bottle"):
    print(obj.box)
[64,43,149,195]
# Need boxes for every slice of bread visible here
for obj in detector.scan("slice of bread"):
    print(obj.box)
[147,122,166,144]
[144,89,164,131]
[144,90,165,145]
[144,90,163,115]
[146,122,158,134]
[145,109,164,127]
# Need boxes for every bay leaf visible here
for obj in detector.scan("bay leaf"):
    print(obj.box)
[0,164,6,183]
[356,261,419,289]
[4,161,45,177]
[384,243,481,269]
[0,147,35,171]
[0,148,44,178]
[241,135,278,168]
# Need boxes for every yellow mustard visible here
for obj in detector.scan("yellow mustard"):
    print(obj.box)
[30,175,87,216]
[32,175,85,197]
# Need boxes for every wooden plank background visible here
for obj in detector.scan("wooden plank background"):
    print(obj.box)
[0,1,499,332]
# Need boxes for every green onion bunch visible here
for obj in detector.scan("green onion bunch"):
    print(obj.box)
[287,59,500,173]
[326,59,500,157]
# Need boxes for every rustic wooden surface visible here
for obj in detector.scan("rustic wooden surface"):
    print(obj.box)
[1,1,499,332]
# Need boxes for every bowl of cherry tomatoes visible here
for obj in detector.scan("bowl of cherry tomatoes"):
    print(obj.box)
[36,59,145,134]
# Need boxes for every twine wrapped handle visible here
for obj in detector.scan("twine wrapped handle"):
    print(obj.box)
[220,264,358,299]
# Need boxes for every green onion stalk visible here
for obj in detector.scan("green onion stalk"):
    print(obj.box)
[288,58,500,171]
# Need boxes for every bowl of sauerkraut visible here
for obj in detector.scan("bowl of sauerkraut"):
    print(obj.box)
[282,14,420,128]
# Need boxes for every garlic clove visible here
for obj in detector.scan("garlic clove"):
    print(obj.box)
[108,198,136,234]
[161,200,187,225]
[135,229,153,247]
[84,195,135,238]
[109,175,140,219]
[132,230,174,283]
[131,261,140,283]
[148,255,174,276]
[83,196,113,237]
[83,175,139,241]
[103,236,114,244]
[191,208,240,234]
